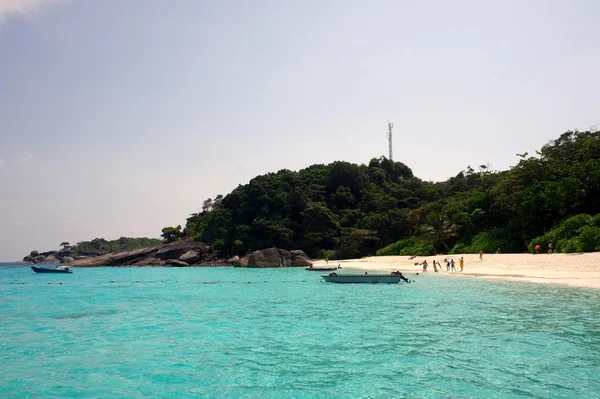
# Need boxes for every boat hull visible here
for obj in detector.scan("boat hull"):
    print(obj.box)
[305,267,339,271]
[31,266,73,274]
[321,274,402,284]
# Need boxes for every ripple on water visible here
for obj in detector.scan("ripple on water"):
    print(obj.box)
[1,266,600,398]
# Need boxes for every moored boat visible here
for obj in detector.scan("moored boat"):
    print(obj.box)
[321,271,409,284]
[31,266,73,274]
[306,264,341,271]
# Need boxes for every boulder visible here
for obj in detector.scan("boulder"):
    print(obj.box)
[179,250,200,264]
[132,257,163,266]
[62,256,75,263]
[232,256,248,267]
[228,255,240,264]
[34,255,46,263]
[40,250,58,257]
[65,238,211,267]
[292,256,313,267]
[290,249,313,267]
[154,240,209,260]
[44,255,60,264]
[239,247,292,268]
[166,259,189,267]
[23,255,34,263]
[30,250,39,257]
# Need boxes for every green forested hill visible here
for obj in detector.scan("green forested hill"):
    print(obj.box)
[170,130,600,258]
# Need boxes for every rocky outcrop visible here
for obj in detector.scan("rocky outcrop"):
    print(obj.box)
[179,250,201,264]
[44,255,60,264]
[154,240,209,261]
[30,250,39,257]
[166,259,189,267]
[63,238,215,267]
[132,257,164,266]
[233,247,311,268]
[291,250,313,267]
[19,240,312,268]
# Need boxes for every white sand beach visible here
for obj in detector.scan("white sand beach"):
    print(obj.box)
[313,253,600,289]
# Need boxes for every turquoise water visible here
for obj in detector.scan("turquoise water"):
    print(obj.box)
[1,265,600,398]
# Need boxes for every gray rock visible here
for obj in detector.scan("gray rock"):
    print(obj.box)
[65,238,210,267]
[290,249,313,266]
[166,259,189,267]
[23,255,34,262]
[30,250,39,257]
[227,255,240,263]
[237,247,292,268]
[132,257,163,266]
[292,256,313,267]
[179,250,200,264]
[154,240,208,261]
[44,255,60,264]
[34,255,46,263]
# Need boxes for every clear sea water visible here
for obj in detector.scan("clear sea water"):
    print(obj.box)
[1,264,600,399]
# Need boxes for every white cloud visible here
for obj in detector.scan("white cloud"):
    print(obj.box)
[0,0,71,25]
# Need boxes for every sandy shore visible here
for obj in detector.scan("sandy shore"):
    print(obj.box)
[312,253,600,289]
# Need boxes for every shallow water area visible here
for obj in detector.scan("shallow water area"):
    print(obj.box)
[1,264,600,398]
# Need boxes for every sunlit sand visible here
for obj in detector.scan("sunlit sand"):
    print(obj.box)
[313,253,600,289]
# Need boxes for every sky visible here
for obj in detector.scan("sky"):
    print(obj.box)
[0,0,598,261]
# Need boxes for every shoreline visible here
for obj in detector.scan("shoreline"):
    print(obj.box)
[313,252,600,290]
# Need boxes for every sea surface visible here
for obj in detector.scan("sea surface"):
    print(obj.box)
[1,264,600,398]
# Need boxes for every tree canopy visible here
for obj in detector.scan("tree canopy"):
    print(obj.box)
[173,130,600,258]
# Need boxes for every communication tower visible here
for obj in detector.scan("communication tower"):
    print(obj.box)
[386,122,394,161]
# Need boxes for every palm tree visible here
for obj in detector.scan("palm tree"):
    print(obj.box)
[418,211,460,250]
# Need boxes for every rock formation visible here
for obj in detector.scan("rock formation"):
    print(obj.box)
[18,240,312,268]
[233,247,312,268]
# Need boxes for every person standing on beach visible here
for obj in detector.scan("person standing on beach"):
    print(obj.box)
[444,258,450,271]
[432,260,439,273]
[459,257,464,272]
[450,258,456,273]
[479,250,483,261]
[548,243,553,254]
[421,260,428,272]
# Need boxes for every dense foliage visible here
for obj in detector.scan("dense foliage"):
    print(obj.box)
[70,237,163,257]
[179,130,600,258]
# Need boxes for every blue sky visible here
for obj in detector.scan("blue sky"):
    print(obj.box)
[0,0,598,260]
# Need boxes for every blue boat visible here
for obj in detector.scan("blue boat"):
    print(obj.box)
[31,266,73,274]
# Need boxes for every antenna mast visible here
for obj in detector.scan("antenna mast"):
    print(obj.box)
[386,122,394,161]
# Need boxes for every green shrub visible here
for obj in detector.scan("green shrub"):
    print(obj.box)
[452,230,520,254]
[316,249,337,260]
[376,237,434,256]
[528,213,600,253]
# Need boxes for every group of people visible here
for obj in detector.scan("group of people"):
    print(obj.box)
[420,257,464,273]
[534,243,554,254]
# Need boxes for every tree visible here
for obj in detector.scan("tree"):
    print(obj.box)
[418,211,460,250]
[161,225,182,243]
[202,198,213,213]
[60,241,71,249]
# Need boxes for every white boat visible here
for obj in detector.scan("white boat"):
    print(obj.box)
[321,272,409,284]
